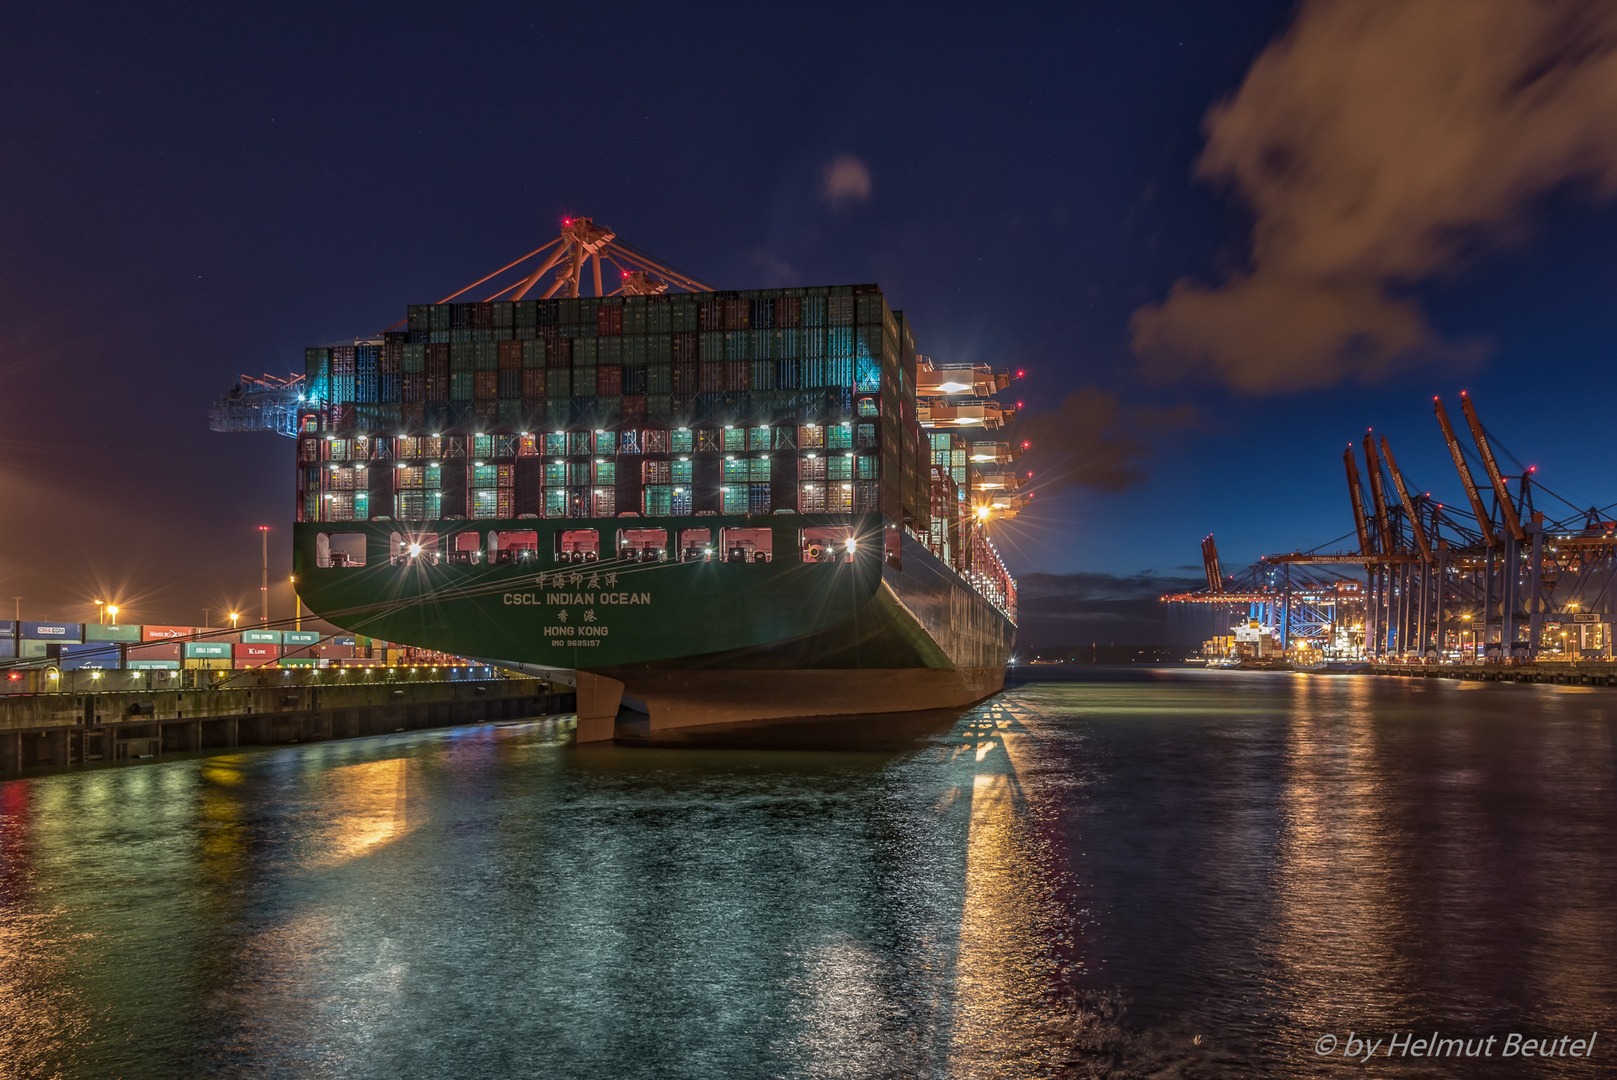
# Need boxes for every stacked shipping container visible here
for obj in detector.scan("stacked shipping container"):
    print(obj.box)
[0,619,462,673]
[297,286,935,538]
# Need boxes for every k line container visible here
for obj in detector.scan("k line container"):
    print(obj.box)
[233,643,280,660]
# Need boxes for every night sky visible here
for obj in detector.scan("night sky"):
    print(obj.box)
[5,2,1617,643]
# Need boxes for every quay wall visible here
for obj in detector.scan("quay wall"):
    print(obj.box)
[0,673,576,776]
[1369,662,1617,686]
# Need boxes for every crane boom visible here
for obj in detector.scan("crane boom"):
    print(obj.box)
[1379,435,1434,563]
[1201,534,1224,593]
[1433,396,1497,547]
[1458,392,1526,542]
[1362,433,1397,556]
[1344,447,1374,555]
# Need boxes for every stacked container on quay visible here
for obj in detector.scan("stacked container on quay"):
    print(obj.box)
[0,618,460,689]
[292,280,1027,740]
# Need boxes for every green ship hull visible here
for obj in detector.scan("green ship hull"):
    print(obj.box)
[294,513,1015,737]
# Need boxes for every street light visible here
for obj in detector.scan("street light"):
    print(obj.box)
[94,599,105,625]
[229,612,240,630]
[107,605,119,623]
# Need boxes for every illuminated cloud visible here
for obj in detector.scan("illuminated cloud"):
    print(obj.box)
[820,154,873,210]
[1132,0,1617,392]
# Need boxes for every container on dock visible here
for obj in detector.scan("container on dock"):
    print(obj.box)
[184,658,233,671]
[282,630,321,646]
[85,624,141,643]
[184,641,232,659]
[233,643,280,660]
[53,643,122,670]
[0,620,13,637]
[141,625,193,640]
[241,629,284,644]
[127,658,181,671]
[21,621,81,643]
[0,639,13,658]
[19,640,52,659]
[128,641,182,662]
[278,657,319,668]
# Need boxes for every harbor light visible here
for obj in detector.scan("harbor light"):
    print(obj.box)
[108,605,119,621]
[229,612,240,629]
[409,543,422,557]
[844,537,857,554]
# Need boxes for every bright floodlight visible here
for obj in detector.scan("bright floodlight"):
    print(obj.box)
[844,537,857,554]
[409,543,422,557]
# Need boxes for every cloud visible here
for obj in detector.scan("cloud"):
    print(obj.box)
[820,154,873,210]
[1018,387,1193,493]
[1132,0,1617,392]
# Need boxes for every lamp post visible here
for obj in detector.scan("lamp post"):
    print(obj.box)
[1461,613,1473,662]
[258,526,271,625]
[290,575,301,631]
[107,605,119,625]
[229,612,240,631]
[94,599,105,625]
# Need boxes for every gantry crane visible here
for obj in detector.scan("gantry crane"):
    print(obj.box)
[212,218,712,435]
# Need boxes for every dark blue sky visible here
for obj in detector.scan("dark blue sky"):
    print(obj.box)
[4,1,1616,628]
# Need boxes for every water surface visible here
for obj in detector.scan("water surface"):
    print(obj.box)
[1,668,1613,1077]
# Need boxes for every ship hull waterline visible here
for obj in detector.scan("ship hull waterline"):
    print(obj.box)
[293,518,1016,741]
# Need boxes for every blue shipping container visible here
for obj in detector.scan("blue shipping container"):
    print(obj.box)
[55,643,121,670]
[0,620,13,636]
[0,639,13,658]
[21,621,82,642]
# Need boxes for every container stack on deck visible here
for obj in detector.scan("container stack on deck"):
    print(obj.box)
[299,286,1022,592]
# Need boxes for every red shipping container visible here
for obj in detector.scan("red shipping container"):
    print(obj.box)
[474,371,498,400]
[497,340,523,369]
[143,625,193,640]
[233,643,279,660]
[598,365,622,396]
[128,641,183,661]
[597,305,623,336]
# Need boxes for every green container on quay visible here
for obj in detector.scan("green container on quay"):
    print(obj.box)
[282,631,320,646]
[184,642,231,659]
[85,624,141,642]
[242,629,284,644]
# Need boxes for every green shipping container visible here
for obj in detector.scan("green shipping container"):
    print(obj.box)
[127,659,181,670]
[279,657,319,668]
[242,629,284,644]
[85,624,141,642]
[282,631,321,646]
[184,642,231,658]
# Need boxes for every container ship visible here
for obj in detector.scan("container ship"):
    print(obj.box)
[285,221,1026,739]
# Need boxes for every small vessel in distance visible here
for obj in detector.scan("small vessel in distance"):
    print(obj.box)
[290,221,1025,739]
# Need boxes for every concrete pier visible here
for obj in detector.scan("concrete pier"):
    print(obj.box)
[1368,660,1617,685]
[0,672,575,776]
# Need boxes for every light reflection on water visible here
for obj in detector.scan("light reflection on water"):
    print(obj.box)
[0,671,1613,1078]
